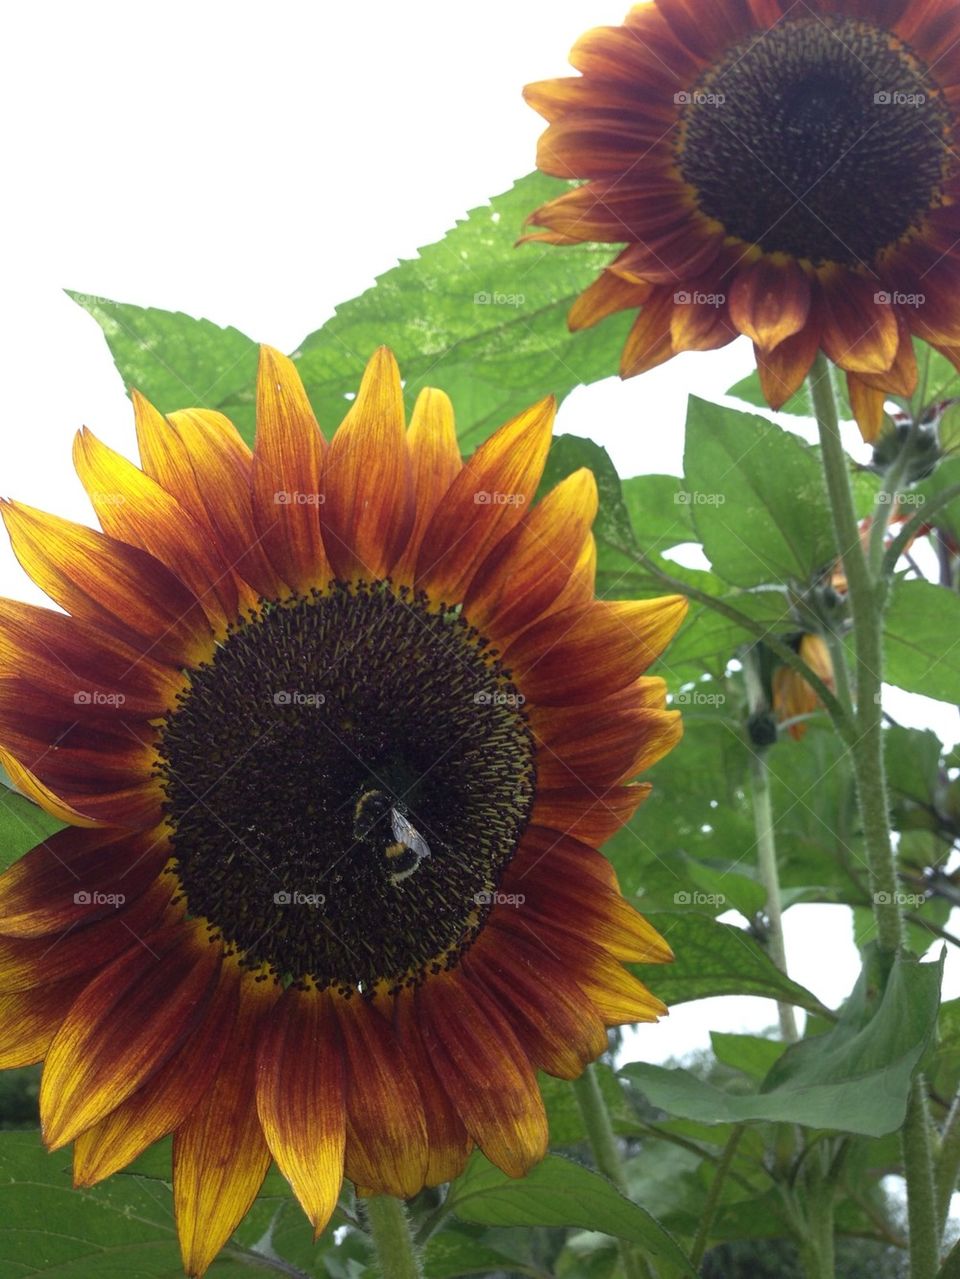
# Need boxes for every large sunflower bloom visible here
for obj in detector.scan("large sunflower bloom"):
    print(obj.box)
[0,348,686,1276]
[524,0,960,441]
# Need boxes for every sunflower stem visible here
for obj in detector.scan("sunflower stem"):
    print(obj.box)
[571,1065,653,1279]
[809,352,903,954]
[365,1195,423,1279]
[937,1089,960,1234]
[902,1080,941,1279]
[742,650,799,1043]
[749,750,799,1042]
[689,1125,745,1268]
[809,353,943,1279]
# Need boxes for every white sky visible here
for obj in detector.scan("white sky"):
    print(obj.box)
[1,0,956,1063]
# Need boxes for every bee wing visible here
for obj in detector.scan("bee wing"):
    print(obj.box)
[390,809,431,862]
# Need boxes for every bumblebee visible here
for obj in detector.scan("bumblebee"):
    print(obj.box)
[353,788,432,885]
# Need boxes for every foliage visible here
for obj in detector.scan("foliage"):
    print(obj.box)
[2,172,957,1278]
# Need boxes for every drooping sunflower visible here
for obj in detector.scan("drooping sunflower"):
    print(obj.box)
[524,0,960,441]
[0,347,686,1276]
[772,633,835,739]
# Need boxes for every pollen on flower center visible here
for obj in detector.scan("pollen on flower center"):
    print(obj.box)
[155,581,537,993]
[676,16,954,265]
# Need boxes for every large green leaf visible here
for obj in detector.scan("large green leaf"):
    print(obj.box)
[885,577,960,702]
[0,1132,382,1277]
[638,913,830,1015]
[448,1153,695,1277]
[67,291,260,439]
[623,952,942,1136]
[73,175,625,454]
[683,397,834,588]
[292,173,624,454]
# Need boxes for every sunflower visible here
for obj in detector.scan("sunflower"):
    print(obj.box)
[772,633,835,739]
[524,0,960,442]
[0,347,686,1276]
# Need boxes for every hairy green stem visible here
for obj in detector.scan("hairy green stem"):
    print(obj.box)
[366,1195,422,1279]
[572,1065,652,1279]
[809,353,903,955]
[810,355,944,1279]
[938,1092,960,1234]
[902,1082,941,1279]
[690,1126,745,1268]
[749,749,800,1042]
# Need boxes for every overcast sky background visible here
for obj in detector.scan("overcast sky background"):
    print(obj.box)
[1,1,956,1063]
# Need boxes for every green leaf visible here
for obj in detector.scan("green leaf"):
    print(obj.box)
[422,1228,524,1279]
[293,173,625,454]
[72,175,625,456]
[0,1130,363,1276]
[68,291,260,441]
[683,397,834,588]
[885,578,960,702]
[621,474,696,553]
[623,952,943,1136]
[637,913,829,1015]
[0,781,64,873]
[710,1032,788,1082]
[448,1152,695,1277]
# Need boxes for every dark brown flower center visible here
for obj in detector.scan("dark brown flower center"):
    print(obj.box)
[675,16,954,266]
[155,582,536,992]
